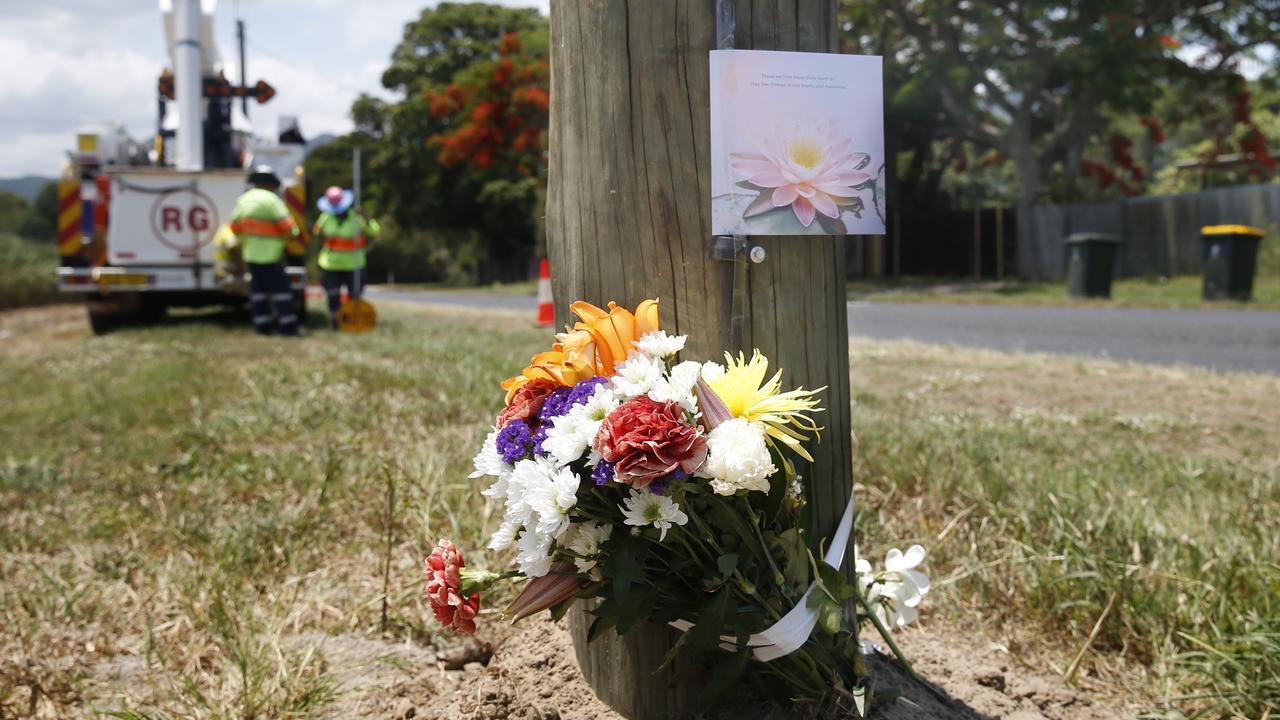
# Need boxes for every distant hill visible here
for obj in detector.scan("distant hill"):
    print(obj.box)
[307,133,338,152]
[0,176,56,200]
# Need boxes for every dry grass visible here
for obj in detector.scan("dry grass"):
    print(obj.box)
[1,303,1276,718]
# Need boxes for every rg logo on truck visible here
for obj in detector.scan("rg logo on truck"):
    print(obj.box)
[150,187,219,252]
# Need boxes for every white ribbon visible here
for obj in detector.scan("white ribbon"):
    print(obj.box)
[670,495,855,661]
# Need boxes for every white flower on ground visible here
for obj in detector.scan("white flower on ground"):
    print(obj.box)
[470,428,511,481]
[865,545,931,630]
[700,418,776,495]
[648,360,702,414]
[544,385,620,465]
[619,488,688,541]
[516,528,554,577]
[635,330,686,359]
[567,521,613,575]
[527,464,582,540]
[612,353,664,398]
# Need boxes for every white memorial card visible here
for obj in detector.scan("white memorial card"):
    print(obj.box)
[710,49,885,236]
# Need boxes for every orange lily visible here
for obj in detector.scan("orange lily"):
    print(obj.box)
[500,298,661,400]
[570,298,660,375]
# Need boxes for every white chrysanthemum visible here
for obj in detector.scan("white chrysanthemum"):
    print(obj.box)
[504,456,559,520]
[516,528,554,578]
[544,385,619,466]
[700,418,776,495]
[648,360,702,414]
[470,428,511,480]
[527,464,582,540]
[700,361,726,383]
[619,489,688,541]
[580,383,621,424]
[567,521,613,575]
[612,353,663,398]
[488,516,522,552]
[634,330,687,359]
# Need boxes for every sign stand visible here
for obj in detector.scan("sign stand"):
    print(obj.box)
[337,146,376,333]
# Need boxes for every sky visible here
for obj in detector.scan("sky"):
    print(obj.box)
[0,0,548,178]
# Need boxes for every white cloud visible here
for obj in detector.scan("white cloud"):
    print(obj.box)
[0,0,549,177]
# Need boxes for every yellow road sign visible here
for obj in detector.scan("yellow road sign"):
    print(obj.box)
[336,298,377,333]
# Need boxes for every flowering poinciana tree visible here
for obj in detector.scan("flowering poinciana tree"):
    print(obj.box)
[423,30,548,178]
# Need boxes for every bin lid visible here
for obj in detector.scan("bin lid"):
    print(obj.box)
[1065,232,1122,244]
[1201,224,1264,237]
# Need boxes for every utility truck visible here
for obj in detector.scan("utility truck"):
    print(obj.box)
[55,0,309,333]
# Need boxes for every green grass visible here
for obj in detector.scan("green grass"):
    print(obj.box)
[850,341,1280,717]
[0,304,548,717]
[849,274,1280,310]
[1,303,1276,717]
[0,232,60,310]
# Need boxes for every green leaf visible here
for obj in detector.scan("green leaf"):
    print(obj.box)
[774,528,810,587]
[699,646,752,711]
[717,553,739,578]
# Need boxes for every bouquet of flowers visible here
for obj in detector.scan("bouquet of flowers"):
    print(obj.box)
[425,298,929,713]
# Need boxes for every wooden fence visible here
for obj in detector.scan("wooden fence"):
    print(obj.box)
[848,207,1016,280]
[1015,182,1280,280]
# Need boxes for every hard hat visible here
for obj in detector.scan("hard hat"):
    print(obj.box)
[317,185,355,214]
[247,165,280,187]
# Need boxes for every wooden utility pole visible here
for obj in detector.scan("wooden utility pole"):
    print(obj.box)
[547,1,851,717]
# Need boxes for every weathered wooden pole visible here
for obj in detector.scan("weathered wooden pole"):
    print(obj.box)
[546,1,852,717]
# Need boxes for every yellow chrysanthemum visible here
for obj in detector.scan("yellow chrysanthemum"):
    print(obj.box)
[705,350,824,462]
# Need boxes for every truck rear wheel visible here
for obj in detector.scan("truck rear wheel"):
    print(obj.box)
[87,306,121,335]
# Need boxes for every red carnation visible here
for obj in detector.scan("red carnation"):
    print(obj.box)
[424,540,480,634]
[594,397,707,489]
[497,378,559,429]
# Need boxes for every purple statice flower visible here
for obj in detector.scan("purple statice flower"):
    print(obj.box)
[531,424,550,457]
[537,387,574,422]
[496,420,533,463]
[649,469,686,495]
[592,459,616,486]
[568,376,609,406]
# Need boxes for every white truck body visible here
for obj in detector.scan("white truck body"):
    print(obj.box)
[57,167,304,295]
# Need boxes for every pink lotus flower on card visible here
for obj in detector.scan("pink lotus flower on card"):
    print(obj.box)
[730,117,871,228]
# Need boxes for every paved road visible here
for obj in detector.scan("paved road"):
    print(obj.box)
[366,287,1280,375]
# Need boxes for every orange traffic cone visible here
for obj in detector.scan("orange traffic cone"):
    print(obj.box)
[536,258,554,327]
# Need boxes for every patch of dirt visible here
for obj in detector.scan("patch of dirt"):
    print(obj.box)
[321,616,614,720]
[870,621,1135,719]
[0,304,88,358]
[327,615,1132,719]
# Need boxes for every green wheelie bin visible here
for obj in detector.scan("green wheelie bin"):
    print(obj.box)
[1065,233,1122,299]
[1201,225,1264,301]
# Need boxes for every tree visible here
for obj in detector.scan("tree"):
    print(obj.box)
[844,0,1280,208]
[0,191,29,237]
[347,3,550,282]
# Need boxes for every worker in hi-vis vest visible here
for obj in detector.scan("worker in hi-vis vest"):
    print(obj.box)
[229,166,301,336]
[312,185,380,329]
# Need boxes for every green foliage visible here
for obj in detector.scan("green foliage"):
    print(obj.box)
[19,181,58,243]
[0,232,59,309]
[843,0,1280,208]
[304,3,549,285]
[0,191,29,235]
[381,2,543,94]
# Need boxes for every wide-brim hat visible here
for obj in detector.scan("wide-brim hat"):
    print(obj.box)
[317,188,355,214]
